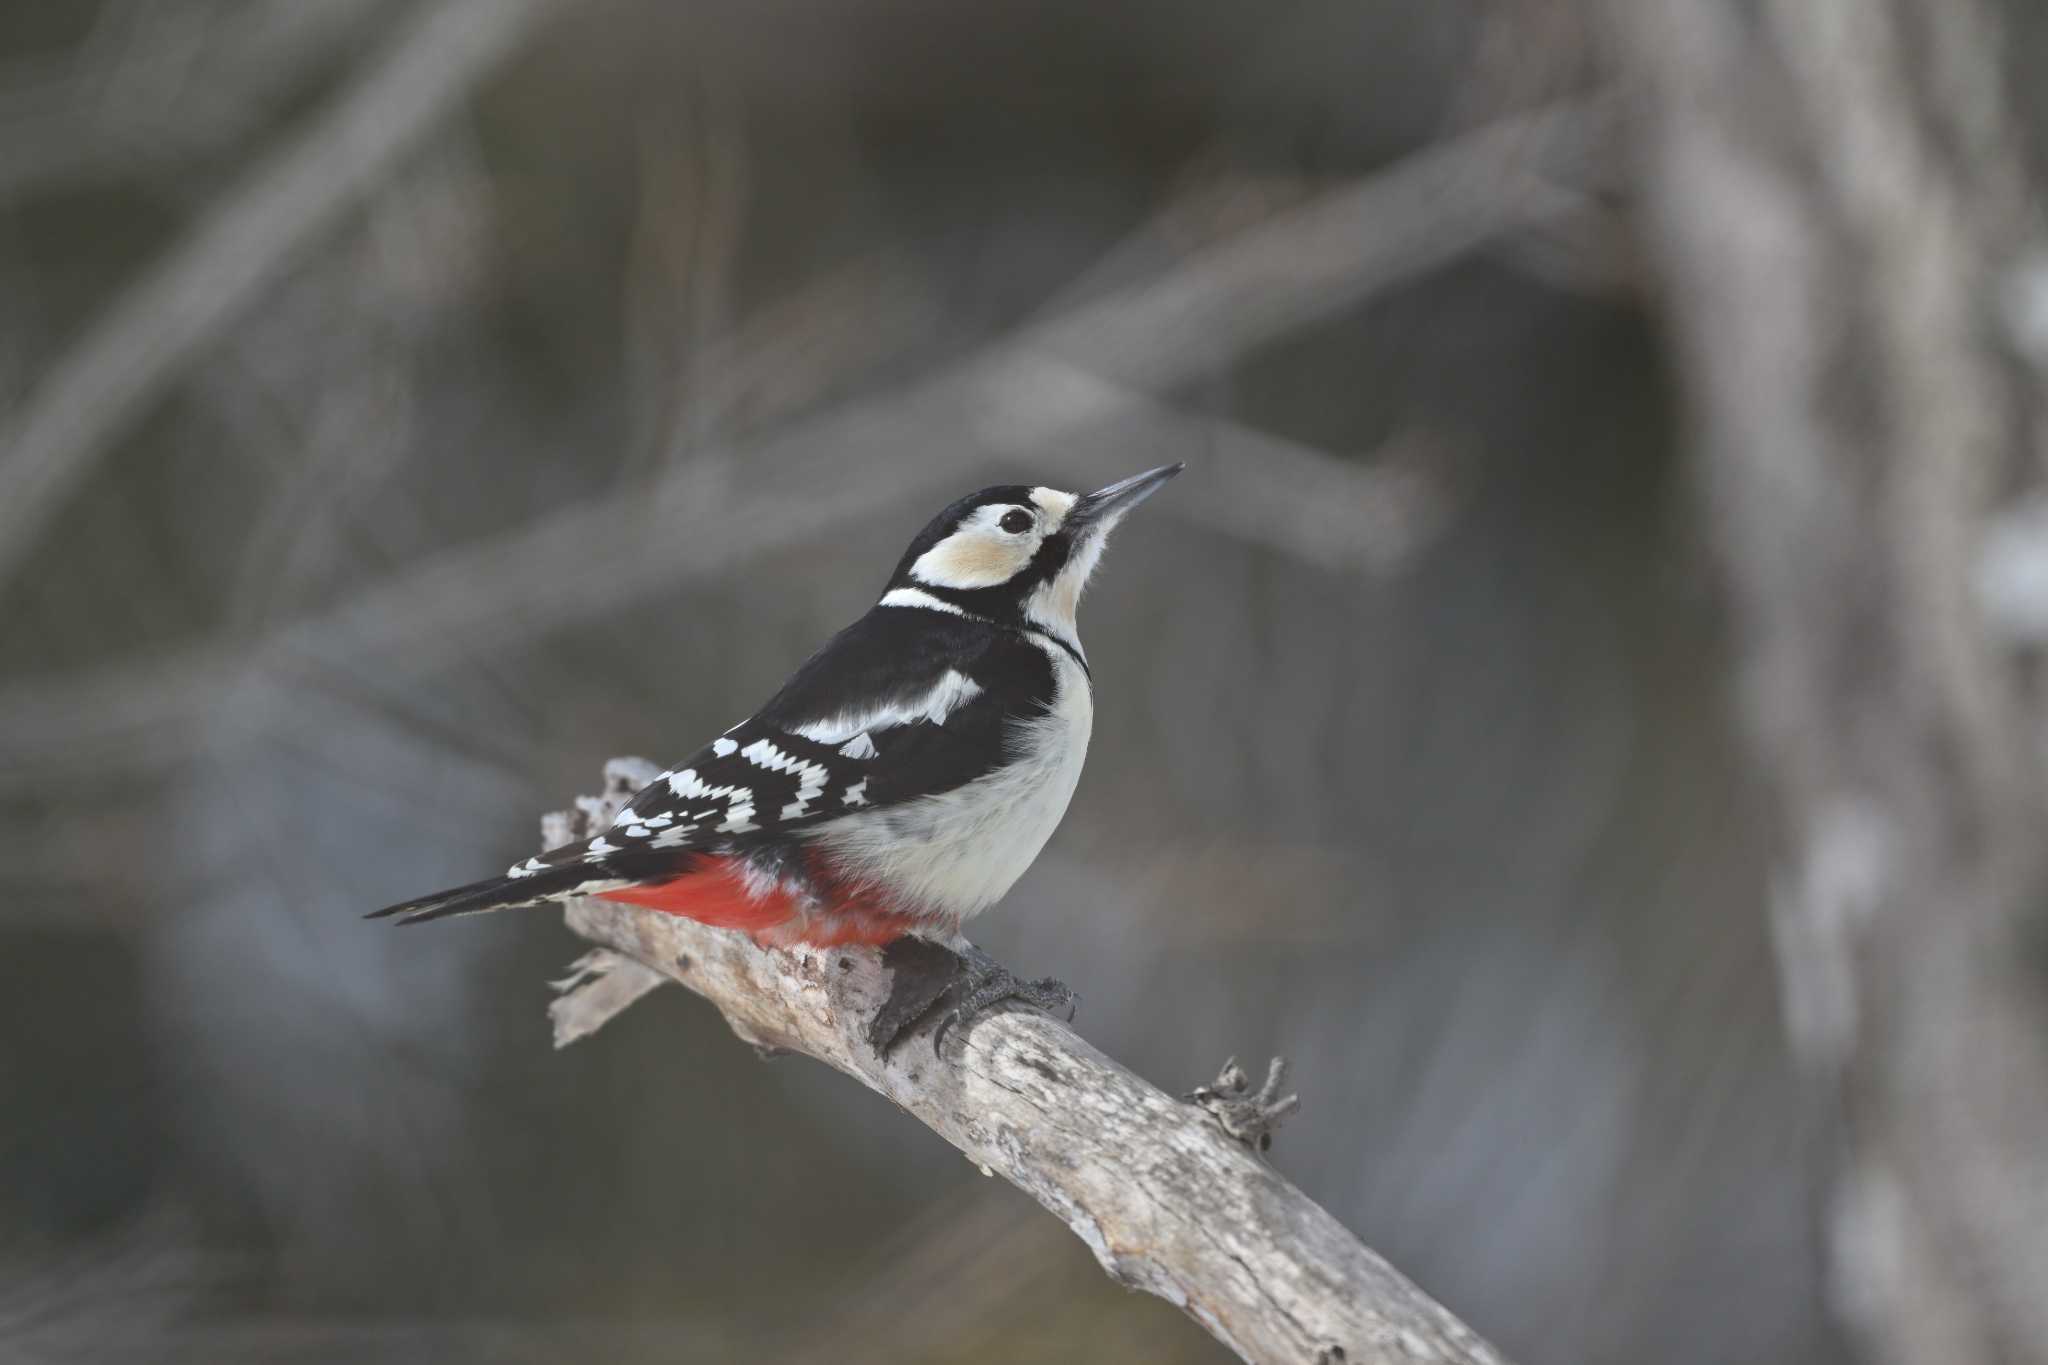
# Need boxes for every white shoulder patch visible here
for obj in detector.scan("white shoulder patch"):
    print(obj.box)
[792,669,983,746]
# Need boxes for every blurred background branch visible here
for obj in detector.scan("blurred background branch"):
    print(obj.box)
[0,0,554,587]
[0,0,386,202]
[0,99,1593,784]
[1603,0,2048,1361]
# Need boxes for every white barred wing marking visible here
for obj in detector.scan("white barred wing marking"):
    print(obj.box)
[740,737,834,821]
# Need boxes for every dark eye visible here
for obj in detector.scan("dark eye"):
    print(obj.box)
[999,509,1034,534]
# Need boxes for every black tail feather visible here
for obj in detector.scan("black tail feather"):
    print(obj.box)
[365,865,610,926]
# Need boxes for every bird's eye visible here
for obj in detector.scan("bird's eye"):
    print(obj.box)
[999,509,1034,534]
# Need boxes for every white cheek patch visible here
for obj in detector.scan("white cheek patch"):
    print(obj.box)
[910,517,1033,589]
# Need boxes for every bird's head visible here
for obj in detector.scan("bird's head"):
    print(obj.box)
[882,464,1183,649]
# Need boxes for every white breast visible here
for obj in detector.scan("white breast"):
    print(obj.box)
[809,643,1093,925]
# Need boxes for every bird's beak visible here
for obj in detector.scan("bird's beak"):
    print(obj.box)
[1066,463,1183,537]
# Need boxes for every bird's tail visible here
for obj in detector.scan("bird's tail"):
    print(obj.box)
[364,863,624,926]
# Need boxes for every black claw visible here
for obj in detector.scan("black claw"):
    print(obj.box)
[929,951,1077,1056]
[865,940,1078,1055]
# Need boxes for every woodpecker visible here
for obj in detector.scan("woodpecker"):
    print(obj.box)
[369,463,1182,1048]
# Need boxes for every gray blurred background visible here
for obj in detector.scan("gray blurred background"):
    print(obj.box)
[8,1,2047,1362]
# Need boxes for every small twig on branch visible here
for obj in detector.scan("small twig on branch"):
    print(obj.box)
[1188,1056,1302,1155]
[546,759,1509,1365]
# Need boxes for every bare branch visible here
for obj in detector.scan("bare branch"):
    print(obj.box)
[547,760,1509,1365]
[0,0,558,587]
[1026,98,1604,388]
[0,97,1600,781]
[1010,357,1455,574]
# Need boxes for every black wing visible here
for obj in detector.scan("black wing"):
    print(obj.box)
[369,608,1053,923]
[616,606,1055,833]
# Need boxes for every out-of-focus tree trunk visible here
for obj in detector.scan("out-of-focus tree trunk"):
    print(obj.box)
[1600,0,2048,1361]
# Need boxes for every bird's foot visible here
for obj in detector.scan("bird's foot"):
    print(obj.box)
[1187,1056,1299,1153]
[866,939,1076,1055]
[933,944,1076,1055]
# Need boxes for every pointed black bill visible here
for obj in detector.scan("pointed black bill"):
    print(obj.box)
[1064,463,1183,535]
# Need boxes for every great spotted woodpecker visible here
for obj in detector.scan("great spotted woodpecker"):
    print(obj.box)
[369,464,1182,1048]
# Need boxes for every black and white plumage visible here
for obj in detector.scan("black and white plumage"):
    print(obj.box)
[368,466,1181,977]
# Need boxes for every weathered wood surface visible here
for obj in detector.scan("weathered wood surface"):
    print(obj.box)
[548,759,1509,1365]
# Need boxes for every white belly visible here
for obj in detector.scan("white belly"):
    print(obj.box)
[810,650,1092,924]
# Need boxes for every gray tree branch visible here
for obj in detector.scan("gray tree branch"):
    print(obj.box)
[545,759,1509,1365]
